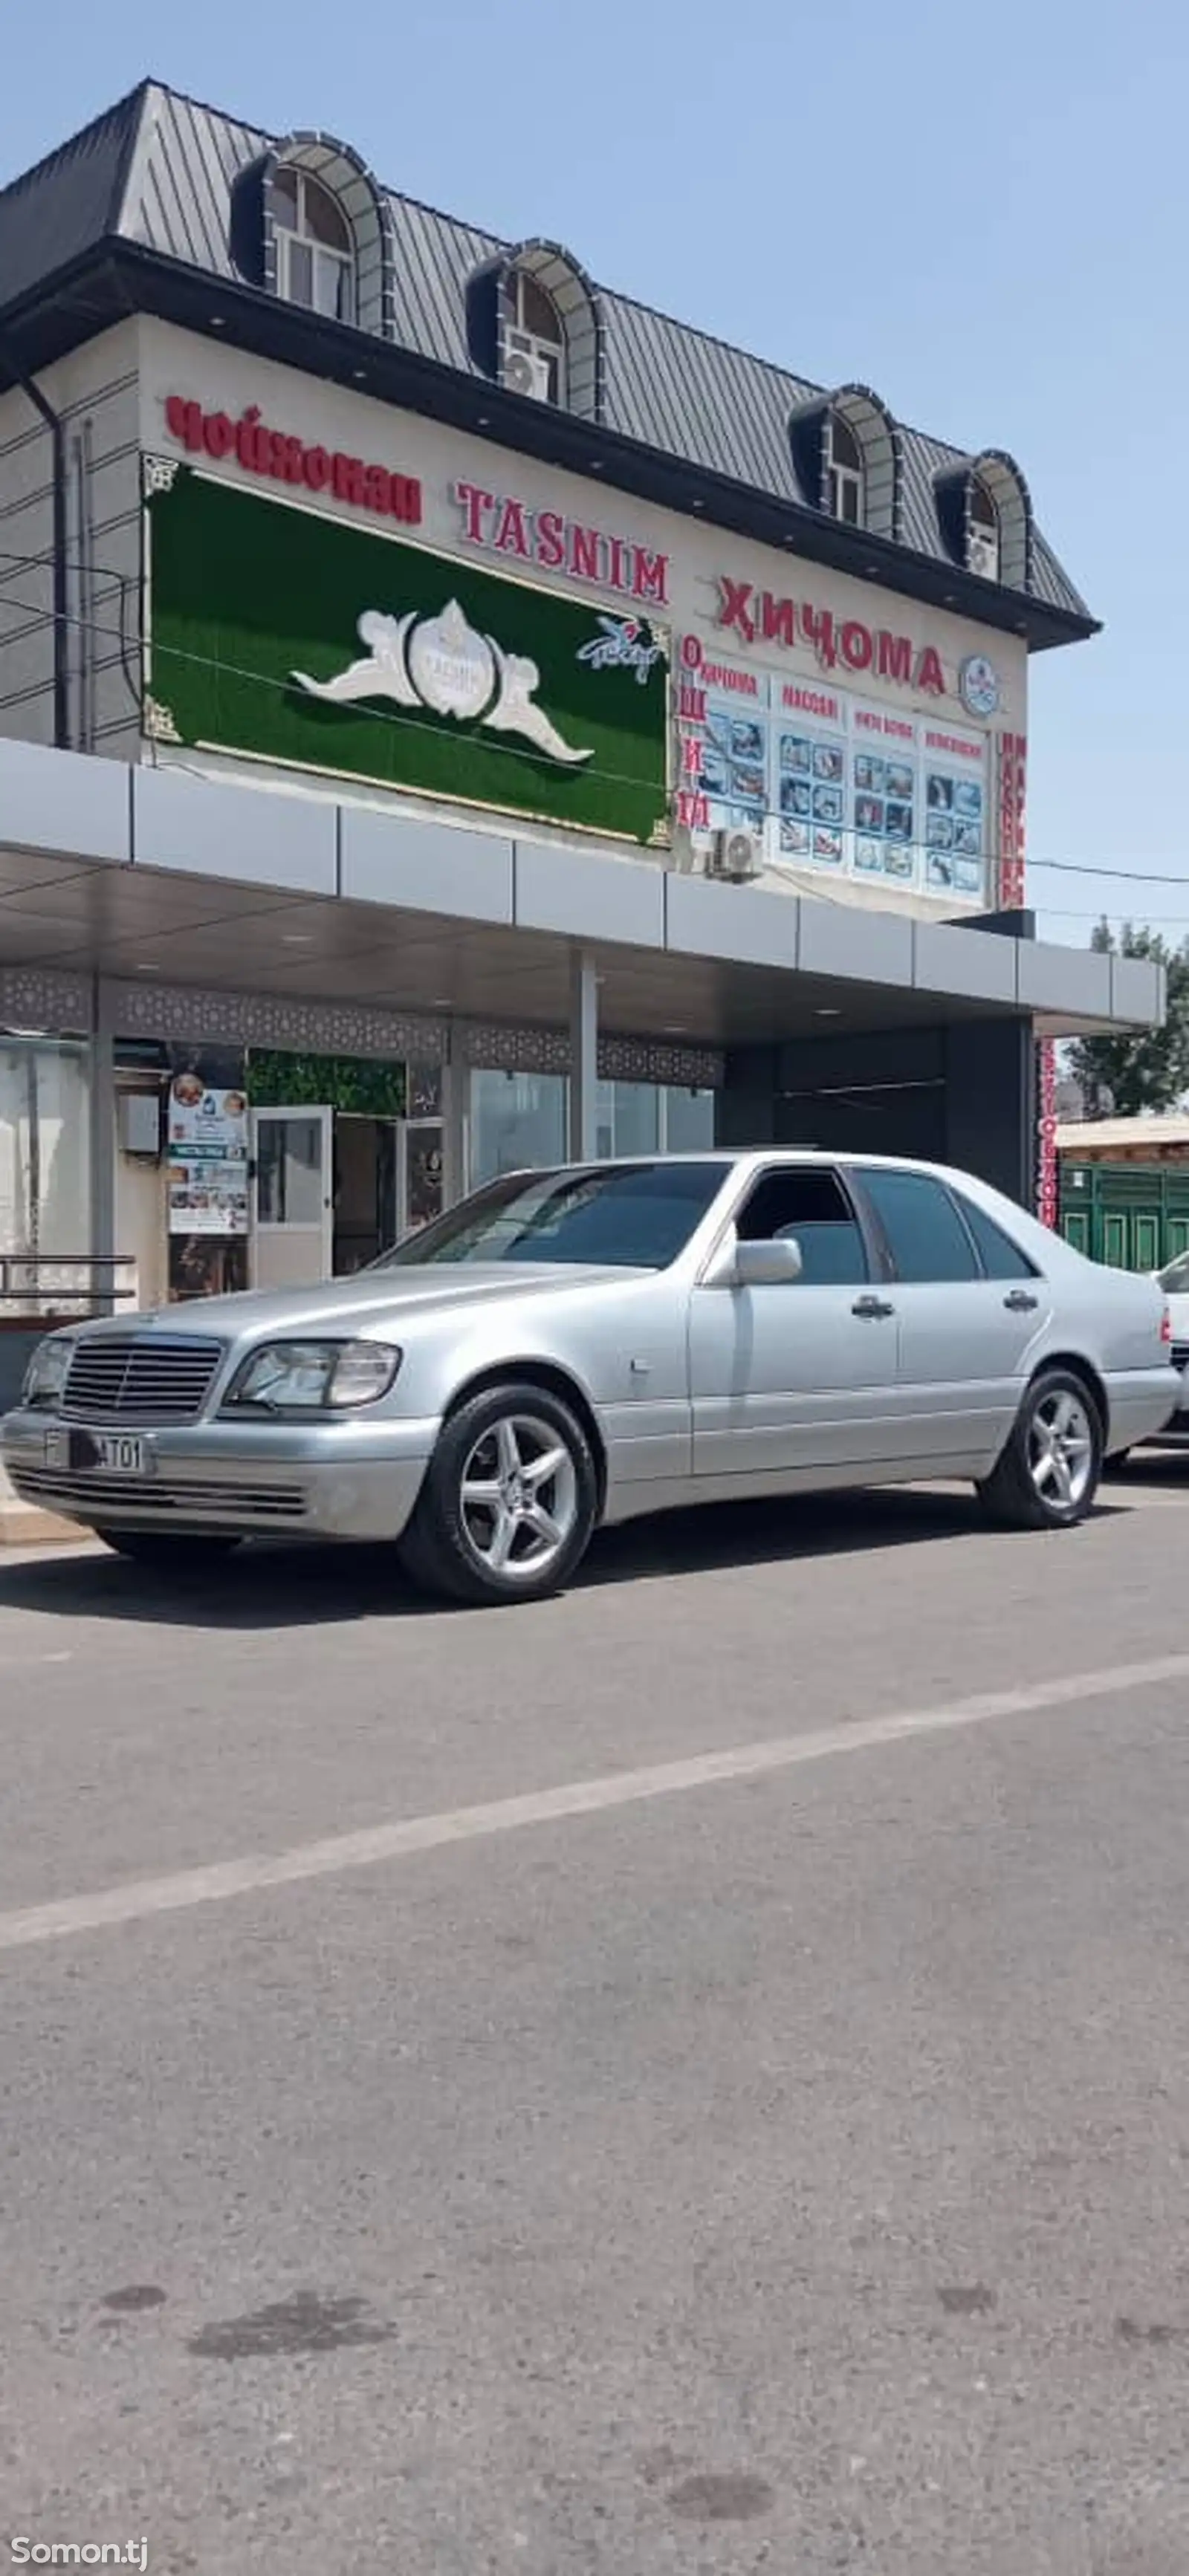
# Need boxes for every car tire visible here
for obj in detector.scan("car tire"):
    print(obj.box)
[976,1367,1103,1531]
[95,1529,243,1569]
[398,1381,598,1606]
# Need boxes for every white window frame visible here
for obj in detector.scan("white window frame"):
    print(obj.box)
[273,169,354,326]
[504,270,565,405]
[968,479,1001,581]
[825,414,864,526]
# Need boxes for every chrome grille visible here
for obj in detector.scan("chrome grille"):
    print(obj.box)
[61,1334,224,1424]
[9,1466,307,1520]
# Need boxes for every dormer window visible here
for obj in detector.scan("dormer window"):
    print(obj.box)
[968,476,1000,580]
[825,412,864,526]
[273,166,354,323]
[504,270,565,404]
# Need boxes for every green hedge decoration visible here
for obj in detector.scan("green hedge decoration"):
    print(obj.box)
[247,1050,408,1117]
[146,467,671,846]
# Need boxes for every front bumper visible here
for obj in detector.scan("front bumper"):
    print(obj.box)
[0,1409,440,1541]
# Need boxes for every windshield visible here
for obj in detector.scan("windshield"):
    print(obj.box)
[374,1161,730,1271]
[1159,1249,1189,1293]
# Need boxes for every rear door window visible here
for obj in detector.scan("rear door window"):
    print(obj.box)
[953,1193,1038,1280]
[857,1168,979,1284]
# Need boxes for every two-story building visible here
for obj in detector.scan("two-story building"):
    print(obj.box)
[0,80,1163,1320]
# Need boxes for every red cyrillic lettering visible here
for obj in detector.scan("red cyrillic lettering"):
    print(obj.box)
[166,396,204,452]
[235,406,259,468]
[678,684,707,722]
[302,444,331,491]
[681,735,702,780]
[916,645,946,695]
[202,410,234,460]
[876,631,912,685]
[364,465,392,513]
[800,604,836,668]
[719,578,755,643]
[333,452,366,507]
[840,620,873,671]
[760,593,796,648]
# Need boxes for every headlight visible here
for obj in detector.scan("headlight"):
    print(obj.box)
[224,1340,401,1412]
[22,1336,74,1407]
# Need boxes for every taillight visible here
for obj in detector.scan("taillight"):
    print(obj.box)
[1162,1305,1173,1346]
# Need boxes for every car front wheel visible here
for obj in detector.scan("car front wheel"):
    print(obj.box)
[976,1368,1103,1531]
[398,1382,597,1606]
[96,1529,243,1569]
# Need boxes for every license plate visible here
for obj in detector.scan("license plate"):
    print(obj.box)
[45,1428,147,1476]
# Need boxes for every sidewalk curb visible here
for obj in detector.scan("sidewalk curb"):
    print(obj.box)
[0,1499,85,1548]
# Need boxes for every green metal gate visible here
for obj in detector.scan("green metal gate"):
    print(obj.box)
[1060,1160,1189,1271]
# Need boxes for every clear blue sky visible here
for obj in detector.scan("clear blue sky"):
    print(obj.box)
[4,0,1184,947]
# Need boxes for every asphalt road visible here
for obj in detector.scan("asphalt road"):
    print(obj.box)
[4,1461,1189,2575]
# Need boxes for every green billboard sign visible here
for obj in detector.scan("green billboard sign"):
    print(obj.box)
[144,463,671,846]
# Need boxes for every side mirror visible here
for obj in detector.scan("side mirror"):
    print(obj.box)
[733,1235,803,1287]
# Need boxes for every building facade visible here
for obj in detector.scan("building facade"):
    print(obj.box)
[0,81,1164,1331]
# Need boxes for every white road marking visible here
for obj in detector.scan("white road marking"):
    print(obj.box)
[2,1649,1188,1956]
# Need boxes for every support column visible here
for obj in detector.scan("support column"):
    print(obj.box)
[567,950,599,1163]
[441,1022,469,1210]
[88,974,117,1314]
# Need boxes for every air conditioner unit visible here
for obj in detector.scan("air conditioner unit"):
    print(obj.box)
[707,826,763,883]
[968,530,999,580]
[505,343,554,403]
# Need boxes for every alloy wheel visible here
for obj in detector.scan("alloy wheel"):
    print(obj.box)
[459,1412,579,1581]
[1027,1387,1094,1513]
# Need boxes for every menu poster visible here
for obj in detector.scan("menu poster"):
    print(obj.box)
[921,722,987,900]
[166,1045,250,1302]
[694,652,769,839]
[680,643,990,901]
[849,704,919,885]
[776,682,847,870]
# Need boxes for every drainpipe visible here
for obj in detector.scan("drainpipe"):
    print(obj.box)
[0,336,68,750]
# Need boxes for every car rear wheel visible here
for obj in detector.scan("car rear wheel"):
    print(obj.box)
[96,1529,243,1569]
[398,1382,597,1606]
[976,1368,1102,1531]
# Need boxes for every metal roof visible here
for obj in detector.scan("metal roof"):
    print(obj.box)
[0,79,1093,628]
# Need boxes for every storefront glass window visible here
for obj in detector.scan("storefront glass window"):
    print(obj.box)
[596,1080,661,1159]
[0,1039,91,1305]
[663,1086,716,1152]
[469,1071,716,1186]
[470,1071,567,1186]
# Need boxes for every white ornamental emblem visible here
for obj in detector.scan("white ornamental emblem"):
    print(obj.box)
[293,599,594,767]
[959,653,1000,720]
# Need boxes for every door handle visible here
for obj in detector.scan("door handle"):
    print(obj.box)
[852,1294,895,1319]
[1003,1289,1040,1311]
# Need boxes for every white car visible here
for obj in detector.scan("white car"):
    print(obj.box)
[1146,1250,1189,1447]
[1,1151,1180,1603]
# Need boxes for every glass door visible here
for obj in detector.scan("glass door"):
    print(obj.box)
[250,1106,333,1288]
[397,1121,444,1241]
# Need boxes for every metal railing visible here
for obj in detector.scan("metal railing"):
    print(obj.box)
[0,1253,140,1317]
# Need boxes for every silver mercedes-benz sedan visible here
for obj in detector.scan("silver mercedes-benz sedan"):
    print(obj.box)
[2,1152,1177,1605]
